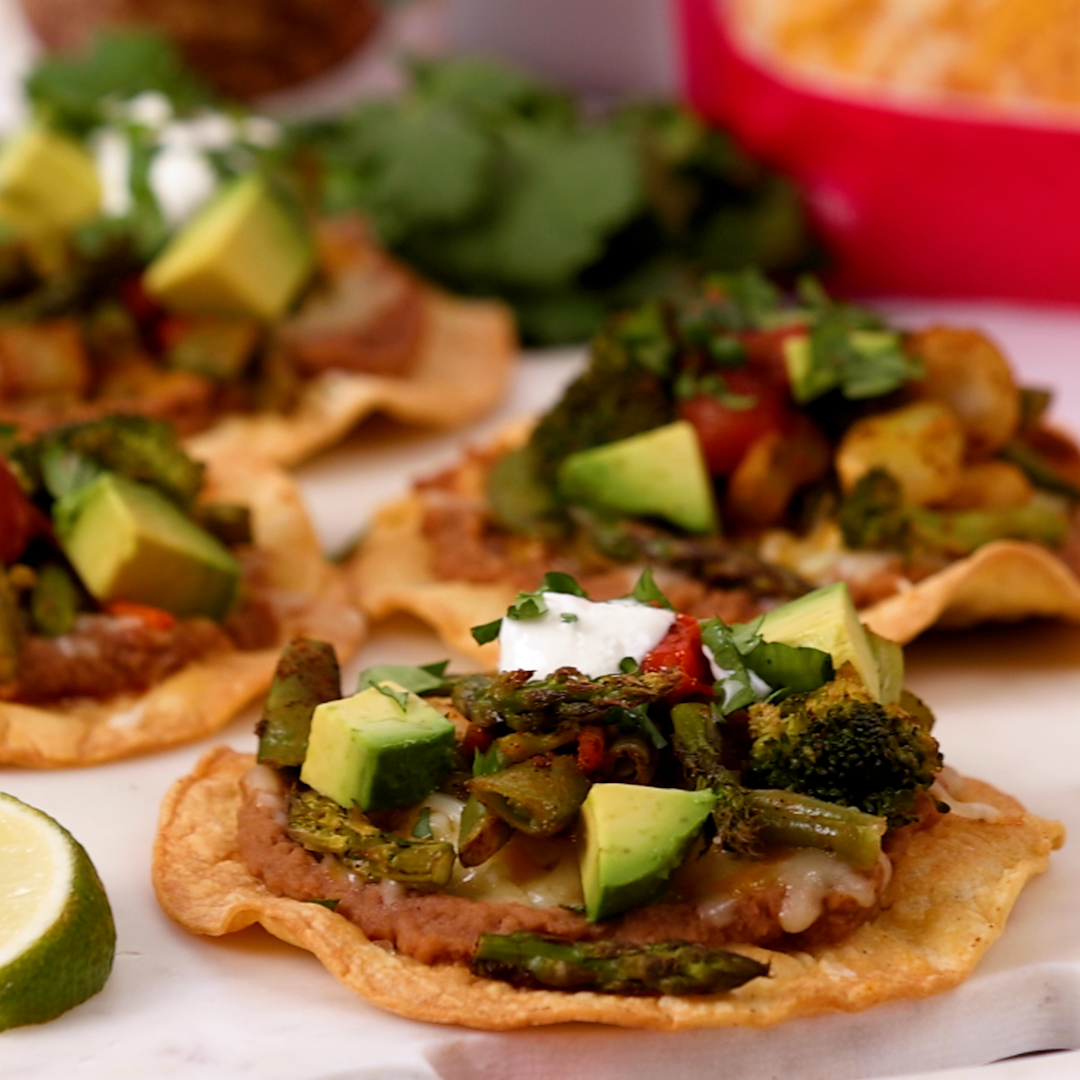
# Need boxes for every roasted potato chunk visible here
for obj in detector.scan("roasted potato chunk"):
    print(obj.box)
[836,401,965,507]
[939,461,1033,510]
[907,327,1020,457]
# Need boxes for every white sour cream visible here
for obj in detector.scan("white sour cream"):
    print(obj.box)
[498,593,675,679]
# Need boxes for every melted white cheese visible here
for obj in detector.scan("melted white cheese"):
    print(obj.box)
[775,849,879,933]
[931,770,1004,823]
[498,594,675,679]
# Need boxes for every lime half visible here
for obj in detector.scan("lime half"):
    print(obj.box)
[0,793,116,1030]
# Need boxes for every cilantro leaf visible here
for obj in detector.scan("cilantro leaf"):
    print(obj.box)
[371,682,411,710]
[616,303,675,377]
[540,571,588,597]
[471,618,503,645]
[357,661,450,696]
[630,567,674,610]
[504,572,588,624]
[699,617,771,715]
[472,744,509,777]
[507,592,548,621]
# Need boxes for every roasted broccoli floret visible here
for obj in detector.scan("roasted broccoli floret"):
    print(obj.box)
[526,317,676,485]
[744,673,941,826]
[836,468,908,551]
[838,468,1069,558]
[14,415,205,509]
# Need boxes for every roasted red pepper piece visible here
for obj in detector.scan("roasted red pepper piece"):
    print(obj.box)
[0,458,51,563]
[641,613,712,700]
[461,721,493,755]
[576,725,606,773]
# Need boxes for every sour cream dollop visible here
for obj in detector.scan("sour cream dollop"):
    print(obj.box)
[498,593,675,679]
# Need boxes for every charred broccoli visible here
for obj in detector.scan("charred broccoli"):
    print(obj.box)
[744,673,941,826]
[838,468,1069,558]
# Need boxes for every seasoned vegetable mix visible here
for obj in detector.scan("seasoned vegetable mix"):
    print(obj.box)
[380,270,1080,650]
[252,574,948,996]
[0,415,265,703]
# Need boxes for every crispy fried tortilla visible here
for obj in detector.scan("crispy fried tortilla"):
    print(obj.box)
[153,746,1063,1031]
[185,291,516,467]
[348,424,1080,659]
[0,456,365,767]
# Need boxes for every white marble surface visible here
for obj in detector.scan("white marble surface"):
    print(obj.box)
[1,304,1080,1078]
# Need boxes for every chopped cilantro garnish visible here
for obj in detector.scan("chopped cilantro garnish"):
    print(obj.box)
[357,661,450,696]
[371,682,412,710]
[539,571,588,597]
[630,567,674,610]
[471,618,503,645]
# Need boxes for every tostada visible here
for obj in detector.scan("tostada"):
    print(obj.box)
[0,92,514,465]
[0,415,362,766]
[353,272,1080,660]
[153,575,1062,1029]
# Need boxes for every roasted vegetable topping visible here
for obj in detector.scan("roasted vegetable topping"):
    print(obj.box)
[256,638,342,770]
[287,787,454,891]
[472,933,769,995]
[745,673,942,826]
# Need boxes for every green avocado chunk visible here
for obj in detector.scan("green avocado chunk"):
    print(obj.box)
[144,174,314,320]
[557,420,718,535]
[758,582,888,703]
[300,683,456,813]
[55,472,239,620]
[0,125,101,235]
[579,783,716,922]
[866,629,904,706]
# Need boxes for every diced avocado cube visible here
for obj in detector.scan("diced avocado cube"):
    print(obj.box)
[144,174,314,321]
[579,783,715,922]
[867,629,904,706]
[300,683,456,812]
[0,126,101,235]
[55,473,239,620]
[758,583,884,702]
[557,421,718,534]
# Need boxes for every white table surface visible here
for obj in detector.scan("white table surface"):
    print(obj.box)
[0,304,1079,1079]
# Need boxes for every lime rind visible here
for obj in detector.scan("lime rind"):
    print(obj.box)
[0,794,116,1031]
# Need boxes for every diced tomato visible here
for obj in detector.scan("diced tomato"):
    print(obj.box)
[641,613,712,700]
[0,459,51,563]
[104,601,177,630]
[679,368,792,476]
[577,726,606,773]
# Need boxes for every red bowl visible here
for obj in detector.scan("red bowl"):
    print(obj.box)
[676,0,1080,304]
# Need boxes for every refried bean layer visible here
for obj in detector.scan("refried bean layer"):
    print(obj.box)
[237,767,890,966]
